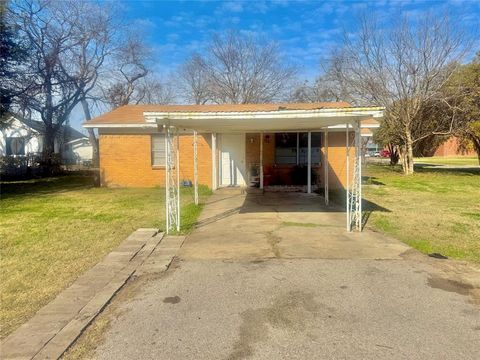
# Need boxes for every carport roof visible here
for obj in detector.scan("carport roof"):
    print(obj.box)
[83,102,383,132]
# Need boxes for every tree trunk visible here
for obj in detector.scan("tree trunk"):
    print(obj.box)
[470,136,480,165]
[387,143,400,165]
[401,130,415,175]
[42,125,57,176]
[43,127,55,158]
[81,98,101,186]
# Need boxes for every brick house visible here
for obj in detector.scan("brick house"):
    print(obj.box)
[85,102,381,189]
[85,102,383,232]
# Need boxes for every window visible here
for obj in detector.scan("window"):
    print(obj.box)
[274,132,321,165]
[274,133,297,164]
[151,134,166,166]
[298,132,321,165]
[6,137,25,156]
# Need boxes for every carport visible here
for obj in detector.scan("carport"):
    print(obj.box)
[143,106,383,234]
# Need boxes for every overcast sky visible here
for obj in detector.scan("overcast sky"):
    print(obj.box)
[71,0,480,132]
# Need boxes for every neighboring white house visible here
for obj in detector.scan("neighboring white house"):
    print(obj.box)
[0,114,92,165]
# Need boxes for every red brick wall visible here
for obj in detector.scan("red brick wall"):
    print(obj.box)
[320,132,355,189]
[99,133,212,187]
[433,136,475,157]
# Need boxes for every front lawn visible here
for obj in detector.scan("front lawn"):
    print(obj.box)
[363,164,480,264]
[0,175,210,338]
[414,156,479,166]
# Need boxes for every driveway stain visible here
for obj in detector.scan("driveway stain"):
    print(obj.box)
[163,296,181,304]
[226,290,327,360]
[427,275,474,296]
[265,231,282,258]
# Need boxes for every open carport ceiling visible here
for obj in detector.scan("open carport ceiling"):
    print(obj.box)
[144,107,383,132]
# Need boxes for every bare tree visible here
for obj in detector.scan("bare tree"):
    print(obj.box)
[11,0,87,165]
[178,54,210,104]
[136,75,175,105]
[289,78,343,103]
[328,13,468,174]
[179,31,296,104]
[69,1,116,171]
[102,36,150,108]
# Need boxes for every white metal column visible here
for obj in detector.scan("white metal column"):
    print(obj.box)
[346,124,350,231]
[259,132,264,189]
[307,131,312,193]
[346,122,362,232]
[165,125,180,234]
[324,130,329,206]
[296,132,300,165]
[211,133,217,190]
[351,120,362,231]
[193,130,198,205]
[176,133,180,231]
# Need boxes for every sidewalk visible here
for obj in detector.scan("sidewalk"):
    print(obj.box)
[1,229,185,360]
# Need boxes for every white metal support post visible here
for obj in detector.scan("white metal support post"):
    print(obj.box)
[165,125,180,234]
[307,131,312,193]
[346,122,362,232]
[324,130,329,206]
[212,133,217,190]
[296,132,300,165]
[165,132,169,232]
[259,132,264,189]
[351,120,362,231]
[193,130,199,205]
[346,124,350,231]
[176,133,180,232]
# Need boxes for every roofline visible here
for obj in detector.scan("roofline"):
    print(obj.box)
[84,106,384,129]
[144,106,384,121]
[83,123,380,130]
[84,123,158,129]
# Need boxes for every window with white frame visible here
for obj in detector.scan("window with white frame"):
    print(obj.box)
[274,132,321,165]
[151,134,166,166]
[6,137,26,155]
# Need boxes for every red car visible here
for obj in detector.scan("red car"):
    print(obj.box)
[380,149,391,158]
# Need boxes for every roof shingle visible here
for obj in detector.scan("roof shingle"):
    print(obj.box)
[85,102,352,125]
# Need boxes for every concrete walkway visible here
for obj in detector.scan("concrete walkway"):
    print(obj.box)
[1,229,185,360]
[75,190,480,359]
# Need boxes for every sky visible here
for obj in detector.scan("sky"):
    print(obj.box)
[71,0,480,131]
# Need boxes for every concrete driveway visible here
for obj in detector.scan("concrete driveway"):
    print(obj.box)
[181,190,409,260]
[91,190,480,360]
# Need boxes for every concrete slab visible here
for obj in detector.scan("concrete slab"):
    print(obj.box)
[135,236,186,276]
[93,259,480,360]
[180,191,410,261]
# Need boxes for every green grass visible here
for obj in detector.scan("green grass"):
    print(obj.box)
[414,156,479,166]
[0,175,211,338]
[363,164,480,264]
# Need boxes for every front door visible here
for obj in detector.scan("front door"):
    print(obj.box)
[219,133,246,187]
